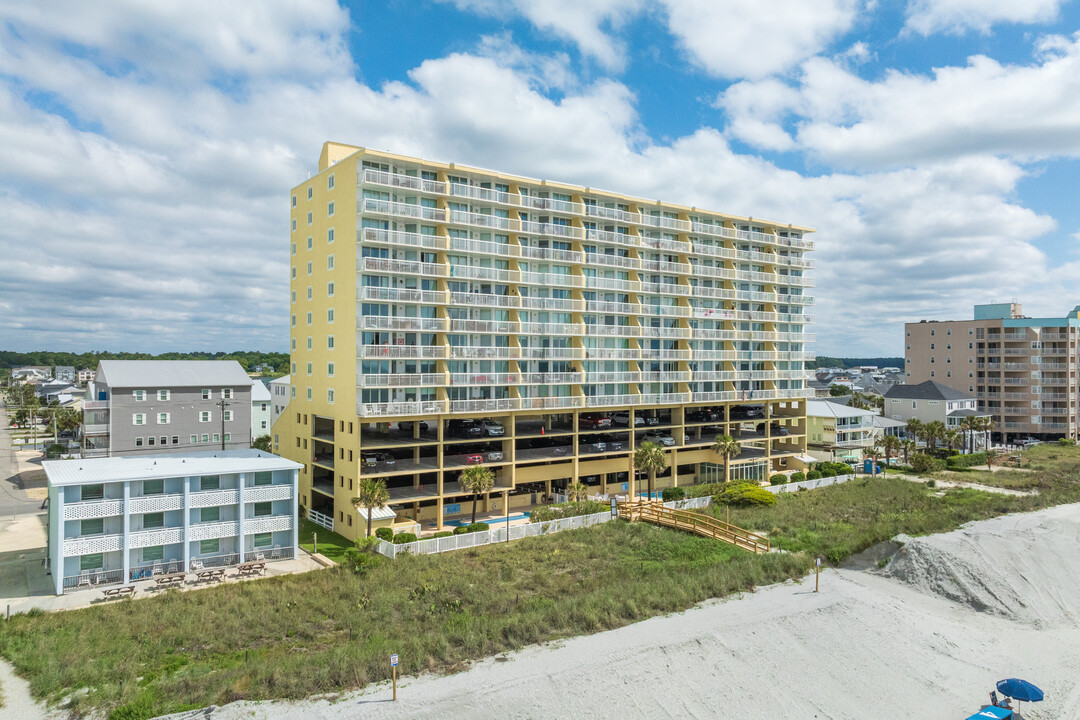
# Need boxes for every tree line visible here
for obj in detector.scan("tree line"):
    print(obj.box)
[809,356,904,370]
[0,350,289,374]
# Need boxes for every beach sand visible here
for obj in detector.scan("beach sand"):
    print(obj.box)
[169,504,1080,719]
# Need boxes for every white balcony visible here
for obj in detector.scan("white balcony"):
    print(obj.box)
[691,371,737,382]
[62,500,123,521]
[448,209,514,232]
[639,348,692,361]
[586,371,640,383]
[129,527,185,549]
[640,236,690,253]
[519,220,584,239]
[449,292,520,309]
[587,300,640,315]
[359,344,446,359]
[246,484,294,503]
[359,227,445,251]
[518,271,584,288]
[638,392,692,405]
[188,520,240,542]
[449,319,516,334]
[691,285,737,301]
[518,322,584,336]
[448,398,520,413]
[518,296,584,312]
[128,494,184,514]
[190,489,240,508]
[360,373,446,388]
[451,265,518,283]
[245,515,294,534]
[640,260,692,275]
[638,281,691,296]
[518,395,584,410]
[640,371,690,383]
[583,347,641,360]
[586,276,640,293]
[358,400,448,417]
[361,256,447,277]
[587,206,642,224]
[639,325,691,339]
[692,264,737,281]
[692,391,739,402]
[518,245,583,263]
[448,236,514,258]
[692,307,737,321]
[585,229,638,248]
[450,346,520,359]
[690,350,738,361]
[448,373,518,386]
[360,316,446,332]
[519,372,584,385]
[522,195,585,214]
[362,198,446,222]
[359,286,445,304]
[585,393,639,407]
[361,168,446,194]
[63,534,122,556]
[587,324,640,337]
[692,242,737,260]
[586,253,640,270]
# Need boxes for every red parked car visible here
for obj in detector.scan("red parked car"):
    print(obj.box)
[579,413,613,429]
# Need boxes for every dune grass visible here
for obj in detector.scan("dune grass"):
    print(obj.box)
[0,521,811,719]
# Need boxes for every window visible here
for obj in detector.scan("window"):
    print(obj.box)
[224,433,231,442]
[291,266,296,279]
[135,437,144,447]
[327,174,335,190]
[291,243,296,256]
[306,211,312,225]
[254,532,273,548]
[202,389,211,400]
[328,227,335,244]
[291,218,296,232]
[291,314,296,327]
[306,312,312,325]
[253,471,272,486]
[144,478,164,495]
[190,434,198,443]
[201,433,210,442]
[327,308,335,323]
[200,507,220,523]
[223,410,233,422]
[291,195,297,207]
[307,186,313,200]
[157,412,170,424]
[147,436,155,446]
[327,201,335,216]
[81,518,104,536]
[328,389,335,404]
[200,539,220,555]
[327,362,335,377]
[172,435,179,444]
[133,413,146,426]
[327,281,335,296]
[158,390,170,401]
[133,390,145,401]
[144,512,164,529]
[306,286,312,300]
[327,254,335,270]
[143,546,164,562]
[306,261,312,276]
[254,502,272,517]
[213,433,220,442]
[307,236,313,250]
[80,554,104,571]
[327,335,334,349]
[306,387,313,400]
[199,411,211,423]
[201,475,220,490]
[222,389,233,400]
[306,362,312,375]
[307,337,313,350]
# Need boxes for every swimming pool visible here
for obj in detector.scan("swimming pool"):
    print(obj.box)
[444,512,531,527]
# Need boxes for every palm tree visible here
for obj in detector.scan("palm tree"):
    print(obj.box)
[566,480,589,502]
[901,438,916,465]
[944,429,962,453]
[961,415,979,454]
[905,418,924,447]
[924,420,946,450]
[881,434,901,469]
[459,464,495,523]
[982,416,995,452]
[711,434,741,484]
[633,441,667,500]
[351,477,389,538]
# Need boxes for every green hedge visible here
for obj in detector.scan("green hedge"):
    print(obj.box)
[806,470,822,480]
[685,482,725,498]
[375,527,394,542]
[819,468,836,478]
[530,500,608,523]
[713,482,777,507]
[790,471,805,483]
[661,487,686,501]
[432,531,453,538]
[769,473,787,486]
[945,452,987,468]
[910,453,946,474]
[391,532,417,544]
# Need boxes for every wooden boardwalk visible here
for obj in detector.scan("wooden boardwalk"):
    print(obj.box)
[617,500,770,554]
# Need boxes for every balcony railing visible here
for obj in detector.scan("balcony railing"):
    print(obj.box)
[361,168,446,194]
[519,372,583,384]
[361,256,446,277]
[448,373,518,386]
[448,398,520,413]
[362,198,446,222]
[360,227,444,250]
[638,392,692,405]
[518,295,584,312]
[586,371,640,383]
[360,344,447,359]
[360,316,446,332]
[360,373,446,388]
[359,286,445,304]
[518,395,584,410]
[62,499,124,521]
[358,400,448,417]
[585,394,639,407]
[449,292,519,309]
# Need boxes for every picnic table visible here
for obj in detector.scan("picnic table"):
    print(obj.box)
[101,586,135,600]
[236,562,265,576]
[154,572,187,587]
[195,568,225,582]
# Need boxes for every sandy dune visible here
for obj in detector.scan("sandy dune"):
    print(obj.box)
[170,504,1080,719]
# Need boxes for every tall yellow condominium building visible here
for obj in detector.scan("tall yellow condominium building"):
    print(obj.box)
[276,142,816,540]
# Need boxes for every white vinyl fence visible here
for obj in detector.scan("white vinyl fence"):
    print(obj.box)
[766,473,855,494]
[374,510,616,558]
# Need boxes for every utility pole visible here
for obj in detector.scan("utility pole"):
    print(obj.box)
[217,397,230,450]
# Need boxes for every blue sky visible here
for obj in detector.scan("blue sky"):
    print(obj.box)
[2,0,1080,357]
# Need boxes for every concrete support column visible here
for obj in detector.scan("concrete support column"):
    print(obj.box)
[237,472,246,563]
[52,487,64,595]
[122,481,130,583]
[291,470,299,557]
[182,475,191,570]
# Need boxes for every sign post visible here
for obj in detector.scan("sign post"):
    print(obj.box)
[391,653,398,700]
[815,557,821,592]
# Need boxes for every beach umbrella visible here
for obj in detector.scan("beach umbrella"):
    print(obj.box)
[996,678,1044,703]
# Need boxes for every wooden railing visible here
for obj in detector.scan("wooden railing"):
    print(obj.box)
[617,500,770,554]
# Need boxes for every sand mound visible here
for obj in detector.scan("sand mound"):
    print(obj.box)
[882,504,1080,628]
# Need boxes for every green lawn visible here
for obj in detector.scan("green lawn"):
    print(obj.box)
[297,518,352,562]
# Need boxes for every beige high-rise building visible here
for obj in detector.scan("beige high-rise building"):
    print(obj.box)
[275,143,816,540]
[904,303,1080,442]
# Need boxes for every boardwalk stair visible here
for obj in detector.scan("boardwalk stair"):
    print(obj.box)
[616,500,770,554]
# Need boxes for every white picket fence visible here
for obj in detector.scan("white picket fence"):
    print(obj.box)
[766,473,855,494]
[374,510,616,558]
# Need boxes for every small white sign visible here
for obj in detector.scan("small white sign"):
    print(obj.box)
[390,654,399,667]
[816,558,822,567]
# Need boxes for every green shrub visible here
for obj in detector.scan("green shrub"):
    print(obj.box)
[926,479,937,488]
[819,468,836,478]
[530,500,608,523]
[341,547,382,574]
[946,452,987,468]
[714,481,777,507]
[928,448,958,460]
[391,532,417,544]
[466,522,490,534]
[44,443,65,459]
[354,536,378,552]
[910,453,945,475]
[685,482,725,498]
[790,471,805,483]
[375,527,394,542]
[1058,438,1076,446]
[432,531,453,538]
[452,525,471,535]
[814,461,852,477]
[661,486,686,501]
[806,470,822,480]
[769,473,787,486]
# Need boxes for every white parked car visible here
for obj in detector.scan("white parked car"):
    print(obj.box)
[642,431,676,447]
[611,411,644,427]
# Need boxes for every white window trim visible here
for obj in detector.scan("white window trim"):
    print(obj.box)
[157,413,170,425]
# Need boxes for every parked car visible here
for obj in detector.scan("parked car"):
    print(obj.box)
[730,405,764,420]
[397,420,429,434]
[579,413,612,429]
[447,419,484,438]
[463,453,485,465]
[611,411,644,427]
[641,414,661,426]
[642,431,676,447]
[685,408,720,423]
[361,451,396,468]
[479,419,505,437]
[756,422,789,436]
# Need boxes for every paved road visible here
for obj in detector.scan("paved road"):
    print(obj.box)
[0,400,46,525]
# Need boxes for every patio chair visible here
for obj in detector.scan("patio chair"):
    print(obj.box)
[270,548,281,560]
[76,571,91,589]
[190,559,203,571]
[254,552,266,562]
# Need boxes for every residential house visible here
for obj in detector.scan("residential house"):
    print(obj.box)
[884,380,989,432]
[268,375,290,438]
[805,399,878,463]
[77,368,97,385]
[251,379,272,440]
[54,366,76,384]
